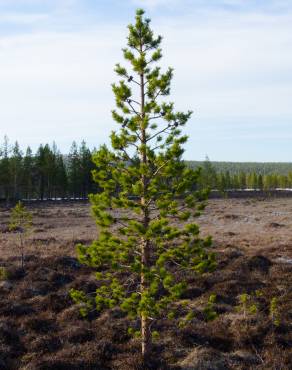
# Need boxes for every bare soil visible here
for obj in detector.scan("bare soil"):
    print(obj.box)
[0,198,291,369]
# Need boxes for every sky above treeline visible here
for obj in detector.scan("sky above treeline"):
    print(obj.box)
[0,0,292,162]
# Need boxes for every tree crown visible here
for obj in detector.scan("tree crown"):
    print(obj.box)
[71,8,215,347]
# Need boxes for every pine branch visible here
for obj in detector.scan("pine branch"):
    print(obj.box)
[146,124,171,142]
[151,160,170,178]
[148,114,163,121]
[127,100,140,116]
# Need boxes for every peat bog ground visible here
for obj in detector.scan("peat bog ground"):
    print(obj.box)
[0,198,291,369]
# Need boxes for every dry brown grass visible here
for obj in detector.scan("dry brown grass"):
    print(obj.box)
[0,198,291,369]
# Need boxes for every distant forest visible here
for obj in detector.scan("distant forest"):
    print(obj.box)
[1,137,292,202]
[0,137,97,201]
[194,158,292,192]
[189,160,292,175]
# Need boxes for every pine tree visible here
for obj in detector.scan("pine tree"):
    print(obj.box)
[68,141,81,199]
[23,147,35,199]
[217,172,227,192]
[50,141,59,199]
[36,144,47,200]
[239,171,247,190]
[258,174,264,191]
[232,174,240,190]
[225,170,231,190]
[36,143,59,199]
[55,153,68,199]
[251,172,258,190]
[70,9,215,361]
[279,174,288,189]
[79,141,94,199]
[9,201,32,270]
[10,141,23,200]
[199,156,217,190]
[0,136,11,203]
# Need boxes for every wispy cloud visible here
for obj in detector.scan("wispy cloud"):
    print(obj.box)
[0,0,292,160]
[131,0,181,8]
[0,12,48,24]
[131,0,292,12]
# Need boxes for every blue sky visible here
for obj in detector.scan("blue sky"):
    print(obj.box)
[0,0,292,161]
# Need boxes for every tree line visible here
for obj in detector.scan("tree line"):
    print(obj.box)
[0,136,98,202]
[1,139,291,203]
[198,157,292,191]
[190,160,292,176]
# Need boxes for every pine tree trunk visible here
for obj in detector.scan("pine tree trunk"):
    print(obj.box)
[139,43,152,360]
[141,311,151,358]
[141,238,151,359]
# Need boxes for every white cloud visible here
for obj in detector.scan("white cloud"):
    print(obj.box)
[131,0,180,8]
[0,27,126,149]
[154,10,292,117]
[0,12,48,24]
[130,0,292,11]
[0,1,292,160]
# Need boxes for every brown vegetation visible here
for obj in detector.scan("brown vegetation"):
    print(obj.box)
[0,198,291,369]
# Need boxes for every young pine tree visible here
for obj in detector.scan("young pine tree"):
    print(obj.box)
[71,9,215,360]
[9,201,32,270]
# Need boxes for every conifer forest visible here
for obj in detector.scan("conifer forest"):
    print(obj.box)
[0,139,97,201]
[1,138,292,203]
[0,7,291,370]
